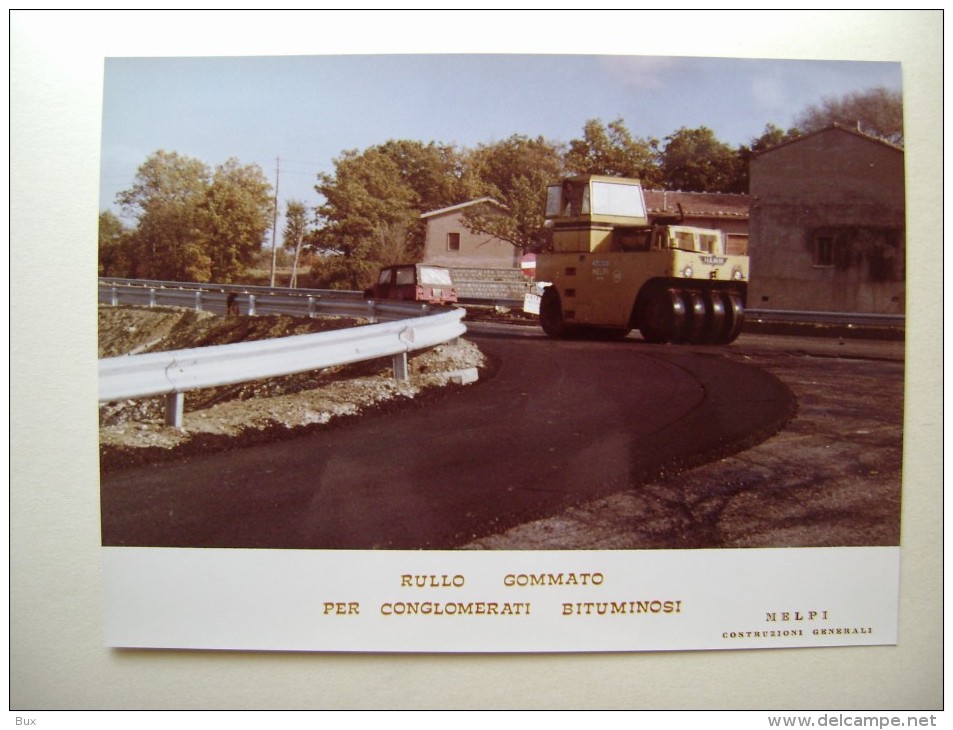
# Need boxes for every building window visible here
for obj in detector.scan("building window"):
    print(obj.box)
[814,235,835,267]
[447,232,461,252]
[726,234,749,256]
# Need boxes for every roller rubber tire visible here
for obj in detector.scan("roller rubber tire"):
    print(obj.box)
[639,288,687,344]
[539,287,569,339]
[681,290,708,344]
[702,290,728,344]
[720,292,745,344]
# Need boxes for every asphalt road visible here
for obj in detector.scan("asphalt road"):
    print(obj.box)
[467,326,905,549]
[100,327,799,549]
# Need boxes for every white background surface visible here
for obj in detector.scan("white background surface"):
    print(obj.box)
[10,10,942,710]
[101,547,901,653]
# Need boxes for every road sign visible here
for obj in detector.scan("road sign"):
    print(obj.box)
[520,253,536,278]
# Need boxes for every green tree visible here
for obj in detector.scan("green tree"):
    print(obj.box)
[794,86,903,145]
[372,139,475,213]
[462,134,565,252]
[309,139,480,290]
[116,150,273,283]
[313,147,420,289]
[747,122,802,153]
[565,118,662,186]
[117,150,213,281]
[660,126,745,193]
[201,158,273,283]
[98,210,132,277]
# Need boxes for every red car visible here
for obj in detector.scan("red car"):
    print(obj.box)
[365,264,457,305]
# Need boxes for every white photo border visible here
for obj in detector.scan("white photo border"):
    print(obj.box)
[10,9,942,709]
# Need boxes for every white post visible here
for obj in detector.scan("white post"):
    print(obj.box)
[164,393,184,429]
[392,352,409,381]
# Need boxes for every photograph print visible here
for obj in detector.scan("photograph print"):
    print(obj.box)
[96,51,906,653]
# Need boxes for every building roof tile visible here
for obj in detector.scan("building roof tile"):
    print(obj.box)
[644,190,749,219]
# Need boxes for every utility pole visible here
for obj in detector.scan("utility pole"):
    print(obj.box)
[269,156,280,287]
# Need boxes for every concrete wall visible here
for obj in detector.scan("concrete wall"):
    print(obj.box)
[749,127,906,313]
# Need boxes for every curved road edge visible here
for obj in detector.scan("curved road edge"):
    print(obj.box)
[101,332,799,550]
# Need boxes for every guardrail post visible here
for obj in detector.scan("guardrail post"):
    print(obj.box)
[149,288,156,307]
[110,287,118,306]
[307,296,315,318]
[392,352,409,381]
[194,291,203,312]
[164,393,184,428]
[248,295,257,316]
[367,300,377,324]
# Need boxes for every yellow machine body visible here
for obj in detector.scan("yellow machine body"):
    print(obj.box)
[534,176,749,344]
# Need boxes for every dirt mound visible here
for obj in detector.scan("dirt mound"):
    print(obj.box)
[99,306,487,470]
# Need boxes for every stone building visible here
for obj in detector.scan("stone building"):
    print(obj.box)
[748,124,905,314]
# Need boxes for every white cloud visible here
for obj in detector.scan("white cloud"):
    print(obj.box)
[749,74,787,115]
[596,55,685,90]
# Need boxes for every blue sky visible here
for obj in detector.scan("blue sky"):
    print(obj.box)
[100,52,901,222]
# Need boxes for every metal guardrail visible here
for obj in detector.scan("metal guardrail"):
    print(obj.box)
[99,277,365,299]
[745,308,904,328]
[455,296,905,330]
[98,278,432,322]
[99,279,467,428]
[100,279,904,329]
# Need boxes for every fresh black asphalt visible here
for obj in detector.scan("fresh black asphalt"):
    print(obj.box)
[100,329,795,549]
